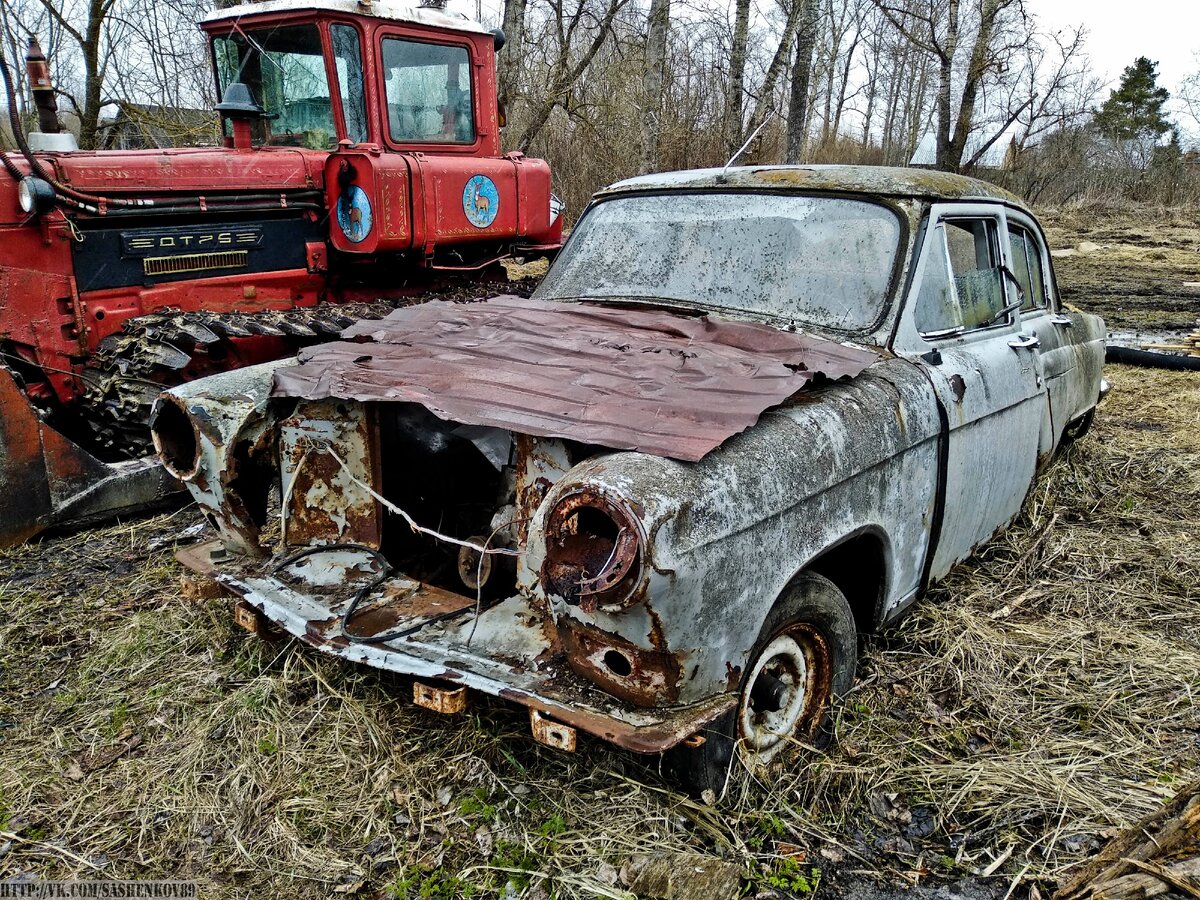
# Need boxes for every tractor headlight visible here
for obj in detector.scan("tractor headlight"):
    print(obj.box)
[541,489,644,612]
[18,176,55,215]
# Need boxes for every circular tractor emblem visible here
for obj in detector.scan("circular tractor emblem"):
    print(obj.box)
[336,185,372,244]
[463,174,499,229]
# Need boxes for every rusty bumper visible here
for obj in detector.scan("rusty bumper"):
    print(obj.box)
[179,541,733,753]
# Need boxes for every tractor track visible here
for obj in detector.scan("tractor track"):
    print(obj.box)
[77,283,531,460]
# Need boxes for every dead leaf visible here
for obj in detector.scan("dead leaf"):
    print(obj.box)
[474,826,493,857]
[774,842,806,861]
[818,846,845,863]
[332,878,365,894]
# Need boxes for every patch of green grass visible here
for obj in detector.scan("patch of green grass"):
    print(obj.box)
[761,858,821,895]
[489,840,538,890]
[387,867,480,899]
[758,814,787,838]
[535,815,566,839]
[102,701,130,739]
[457,788,497,824]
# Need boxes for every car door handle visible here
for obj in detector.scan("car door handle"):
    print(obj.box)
[1008,333,1040,350]
[1049,315,1073,327]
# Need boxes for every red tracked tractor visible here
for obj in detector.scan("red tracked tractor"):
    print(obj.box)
[0,0,563,547]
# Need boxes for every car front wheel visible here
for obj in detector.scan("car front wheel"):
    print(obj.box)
[665,572,858,797]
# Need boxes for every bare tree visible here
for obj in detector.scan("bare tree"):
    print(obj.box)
[511,0,631,152]
[873,0,1027,172]
[29,0,125,149]
[639,0,670,171]
[723,0,751,156]
[498,0,529,107]
[743,0,807,149]
[785,0,818,162]
[1180,55,1200,138]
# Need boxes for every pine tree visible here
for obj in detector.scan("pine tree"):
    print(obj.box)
[1094,57,1173,142]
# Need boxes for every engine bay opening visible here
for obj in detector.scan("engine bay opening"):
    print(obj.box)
[377,405,518,600]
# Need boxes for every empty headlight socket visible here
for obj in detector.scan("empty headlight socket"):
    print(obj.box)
[541,489,645,612]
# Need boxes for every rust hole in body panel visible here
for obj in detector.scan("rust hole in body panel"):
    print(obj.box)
[603,649,632,677]
[558,616,682,707]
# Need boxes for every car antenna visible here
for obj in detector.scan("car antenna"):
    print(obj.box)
[719,112,775,183]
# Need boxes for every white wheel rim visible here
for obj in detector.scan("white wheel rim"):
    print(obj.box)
[738,630,822,764]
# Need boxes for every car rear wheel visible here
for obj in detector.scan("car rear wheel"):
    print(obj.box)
[664,572,858,798]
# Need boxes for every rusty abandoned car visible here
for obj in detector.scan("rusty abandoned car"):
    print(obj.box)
[156,165,1107,792]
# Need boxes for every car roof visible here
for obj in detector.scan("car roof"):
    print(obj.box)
[602,164,1027,208]
[201,0,492,37]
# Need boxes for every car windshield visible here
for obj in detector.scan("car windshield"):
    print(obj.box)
[535,192,902,331]
[214,24,365,149]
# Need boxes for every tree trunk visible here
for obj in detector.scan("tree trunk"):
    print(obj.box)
[829,30,860,145]
[745,0,806,146]
[78,0,106,150]
[498,0,528,109]
[639,0,670,173]
[785,0,818,163]
[949,0,1002,172]
[934,0,959,171]
[724,0,750,157]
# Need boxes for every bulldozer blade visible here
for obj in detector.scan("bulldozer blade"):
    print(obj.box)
[0,367,181,549]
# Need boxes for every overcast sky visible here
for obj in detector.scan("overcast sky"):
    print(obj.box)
[1031,0,1197,98]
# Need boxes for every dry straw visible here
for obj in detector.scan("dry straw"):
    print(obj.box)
[0,364,1196,897]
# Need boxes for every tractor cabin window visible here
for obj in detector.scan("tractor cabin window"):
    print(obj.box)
[331,24,369,145]
[214,24,342,149]
[381,38,475,143]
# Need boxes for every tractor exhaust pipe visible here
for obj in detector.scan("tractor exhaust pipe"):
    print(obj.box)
[24,38,60,135]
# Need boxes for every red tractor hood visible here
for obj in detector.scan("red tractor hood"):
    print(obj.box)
[270,295,879,462]
[34,146,325,193]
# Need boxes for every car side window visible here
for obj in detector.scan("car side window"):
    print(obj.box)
[915,217,1007,336]
[945,219,1005,328]
[1007,225,1047,310]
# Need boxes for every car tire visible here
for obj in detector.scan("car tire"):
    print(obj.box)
[663,572,858,798]
[1062,407,1095,443]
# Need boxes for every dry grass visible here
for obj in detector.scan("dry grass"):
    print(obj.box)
[1,364,1196,899]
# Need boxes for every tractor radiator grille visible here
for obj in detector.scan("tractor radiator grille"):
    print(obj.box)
[143,250,248,277]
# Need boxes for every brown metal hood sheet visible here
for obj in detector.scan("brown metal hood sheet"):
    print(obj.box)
[271,295,878,462]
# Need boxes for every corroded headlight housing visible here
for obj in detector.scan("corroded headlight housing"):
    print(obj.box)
[149,395,201,480]
[541,489,644,611]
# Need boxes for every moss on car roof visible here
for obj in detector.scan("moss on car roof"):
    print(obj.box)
[603,164,1027,208]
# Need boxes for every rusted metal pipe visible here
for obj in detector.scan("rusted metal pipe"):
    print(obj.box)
[24,39,60,135]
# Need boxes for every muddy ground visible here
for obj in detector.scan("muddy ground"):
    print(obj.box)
[1042,206,1200,343]
[1,209,1198,899]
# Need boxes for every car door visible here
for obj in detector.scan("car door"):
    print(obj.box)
[893,203,1050,581]
[1002,211,1103,452]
